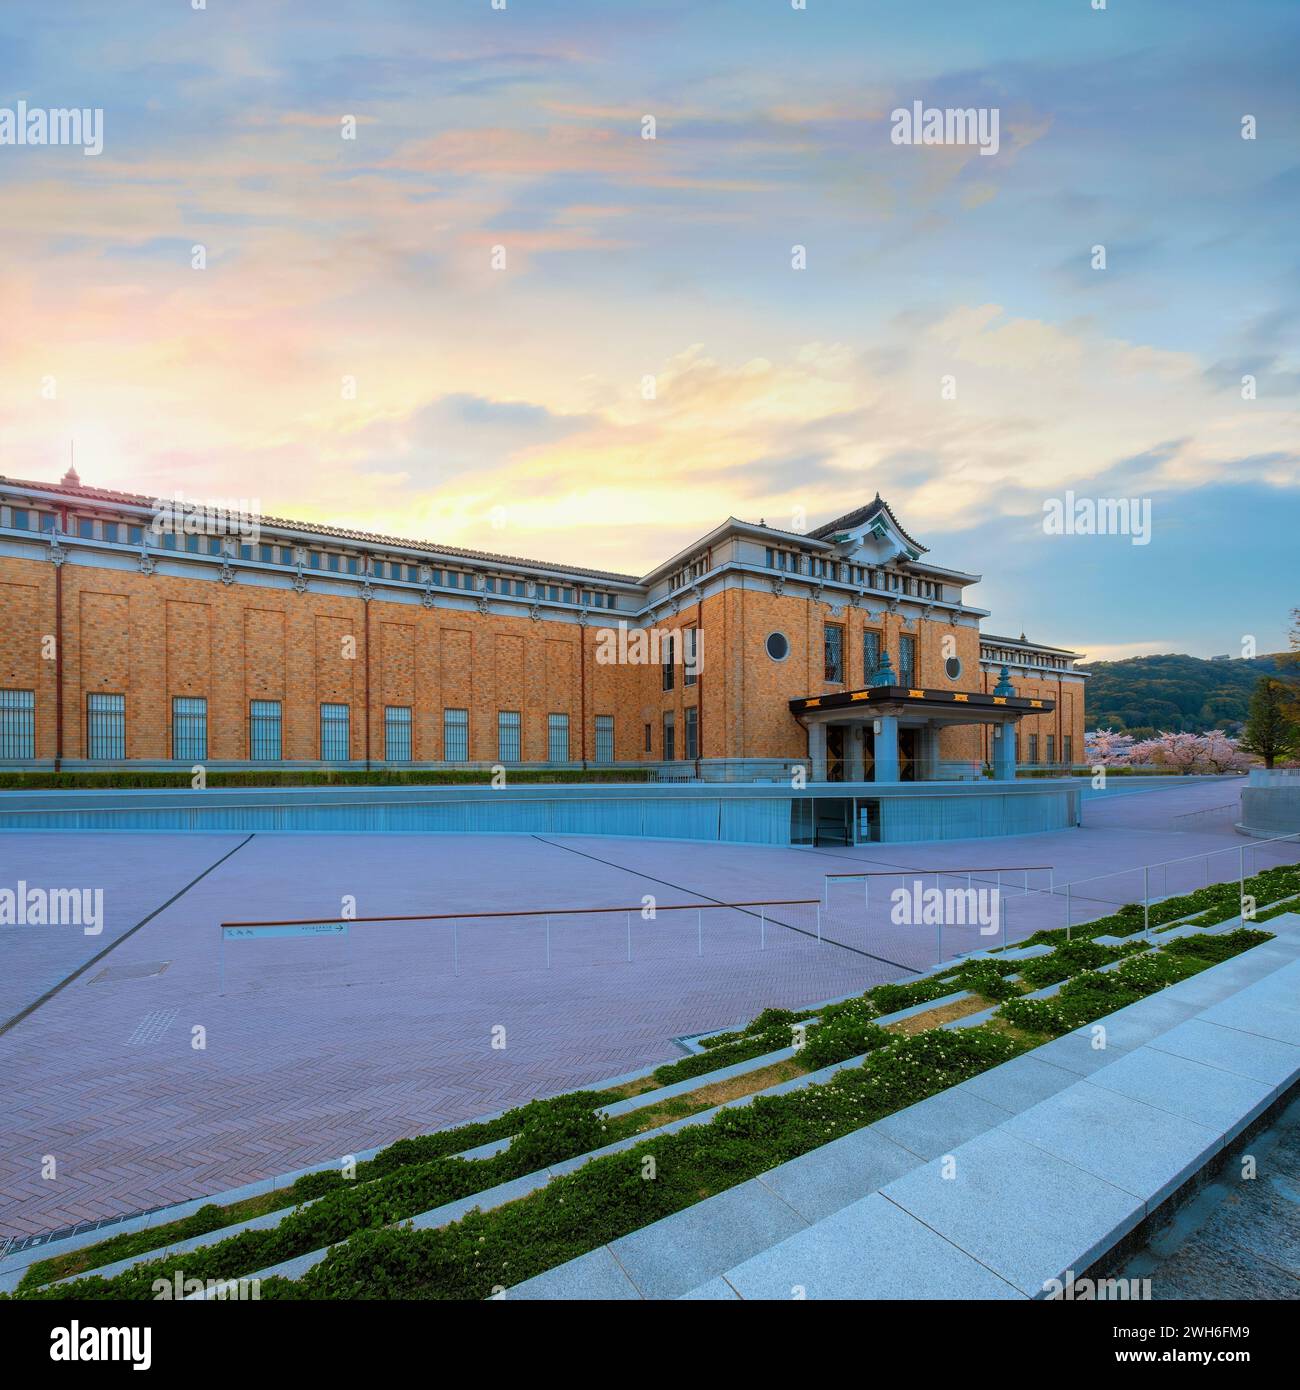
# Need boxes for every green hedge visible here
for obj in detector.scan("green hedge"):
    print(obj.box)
[997,929,1271,1036]
[1020,865,1300,950]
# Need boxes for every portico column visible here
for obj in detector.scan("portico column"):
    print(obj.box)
[847,724,866,781]
[808,720,828,782]
[992,723,1018,780]
[873,715,900,783]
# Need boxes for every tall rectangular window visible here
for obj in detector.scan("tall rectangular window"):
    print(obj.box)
[320,703,350,761]
[644,722,653,753]
[87,693,125,760]
[1063,735,1073,764]
[172,697,208,761]
[498,710,521,763]
[661,632,675,691]
[595,714,614,764]
[1028,733,1040,764]
[683,628,699,687]
[824,624,844,683]
[443,707,469,761]
[1046,734,1056,764]
[0,689,35,759]
[547,713,570,762]
[898,634,916,686]
[249,700,282,761]
[863,629,881,683]
[385,705,412,762]
[662,711,675,761]
[684,706,698,760]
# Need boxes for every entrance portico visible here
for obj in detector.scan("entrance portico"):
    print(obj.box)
[790,683,1053,784]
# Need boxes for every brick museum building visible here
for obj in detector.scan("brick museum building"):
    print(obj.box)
[0,470,1086,782]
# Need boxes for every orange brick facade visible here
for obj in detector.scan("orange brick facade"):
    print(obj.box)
[0,478,1087,770]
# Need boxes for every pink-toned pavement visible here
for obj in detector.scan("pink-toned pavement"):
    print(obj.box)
[1,777,1293,1239]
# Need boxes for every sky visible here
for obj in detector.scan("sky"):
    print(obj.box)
[0,0,1296,660]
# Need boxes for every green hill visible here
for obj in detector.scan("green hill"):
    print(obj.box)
[1080,652,1297,736]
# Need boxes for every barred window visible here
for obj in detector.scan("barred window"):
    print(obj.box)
[661,632,675,691]
[498,710,521,763]
[824,624,844,683]
[172,697,207,762]
[1028,733,1039,764]
[547,713,569,763]
[683,628,699,687]
[87,693,125,760]
[385,705,412,762]
[249,700,282,761]
[684,706,698,760]
[0,689,35,759]
[1063,735,1073,764]
[595,714,614,764]
[863,629,881,683]
[321,703,350,761]
[662,711,675,762]
[443,707,469,761]
[1046,734,1056,764]
[898,634,916,686]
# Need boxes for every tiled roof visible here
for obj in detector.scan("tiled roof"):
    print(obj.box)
[808,494,929,554]
[0,475,642,585]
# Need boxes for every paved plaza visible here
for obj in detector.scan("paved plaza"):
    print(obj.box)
[1,777,1294,1240]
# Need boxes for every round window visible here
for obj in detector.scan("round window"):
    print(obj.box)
[945,656,963,681]
[766,631,790,662]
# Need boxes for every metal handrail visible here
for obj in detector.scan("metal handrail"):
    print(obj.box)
[825,865,1052,879]
[221,898,820,929]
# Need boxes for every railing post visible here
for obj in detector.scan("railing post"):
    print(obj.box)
[1239,846,1246,926]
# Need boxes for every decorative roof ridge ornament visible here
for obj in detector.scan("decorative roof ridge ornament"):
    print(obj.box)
[869,648,896,687]
[993,664,1015,697]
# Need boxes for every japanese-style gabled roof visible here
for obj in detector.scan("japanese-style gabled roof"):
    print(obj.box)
[808,493,929,554]
[0,475,642,585]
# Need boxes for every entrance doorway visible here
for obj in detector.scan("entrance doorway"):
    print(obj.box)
[899,728,919,782]
[826,726,845,782]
